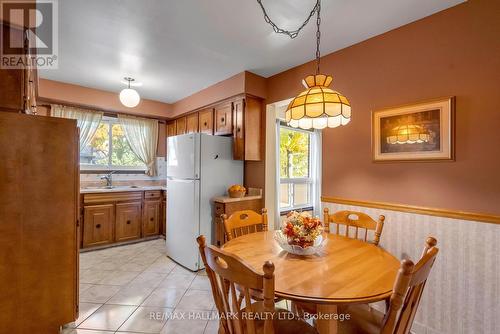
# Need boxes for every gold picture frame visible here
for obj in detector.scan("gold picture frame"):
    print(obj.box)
[372,97,455,162]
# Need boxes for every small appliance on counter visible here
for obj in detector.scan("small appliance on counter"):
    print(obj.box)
[166,133,243,271]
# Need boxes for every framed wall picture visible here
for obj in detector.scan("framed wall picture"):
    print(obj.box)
[372,97,455,162]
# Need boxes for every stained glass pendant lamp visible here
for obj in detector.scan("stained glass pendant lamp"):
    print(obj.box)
[257,0,352,130]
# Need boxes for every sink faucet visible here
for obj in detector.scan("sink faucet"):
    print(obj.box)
[100,171,116,187]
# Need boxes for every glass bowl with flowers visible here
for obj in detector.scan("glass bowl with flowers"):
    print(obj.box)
[274,211,326,256]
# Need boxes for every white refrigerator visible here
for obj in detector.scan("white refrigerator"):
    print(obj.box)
[166,133,243,271]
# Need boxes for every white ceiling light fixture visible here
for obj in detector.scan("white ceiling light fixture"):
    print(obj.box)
[119,77,141,108]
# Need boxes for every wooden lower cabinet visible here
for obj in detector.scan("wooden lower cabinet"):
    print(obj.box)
[143,200,161,237]
[83,204,114,247]
[115,202,142,242]
[161,192,167,236]
[81,190,163,248]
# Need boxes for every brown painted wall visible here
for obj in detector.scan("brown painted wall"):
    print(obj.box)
[171,71,267,117]
[38,79,172,118]
[171,72,246,117]
[267,0,500,215]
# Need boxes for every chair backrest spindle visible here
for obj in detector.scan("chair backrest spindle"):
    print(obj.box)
[223,209,268,242]
[323,208,385,245]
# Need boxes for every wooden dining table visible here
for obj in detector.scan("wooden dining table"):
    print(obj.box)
[222,231,400,334]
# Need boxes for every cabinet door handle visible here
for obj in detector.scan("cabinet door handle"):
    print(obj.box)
[204,122,208,127]
[220,117,225,123]
[96,224,101,229]
[127,220,131,224]
[237,127,241,132]
[150,217,154,221]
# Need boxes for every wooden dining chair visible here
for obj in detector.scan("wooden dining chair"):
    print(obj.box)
[223,208,268,241]
[337,237,439,334]
[197,235,318,334]
[323,208,385,246]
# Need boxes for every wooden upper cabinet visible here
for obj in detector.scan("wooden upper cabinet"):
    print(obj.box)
[176,117,187,135]
[166,95,262,161]
[214,102,233,135]
[233,99,245,160]
[199,108,214,135]
[243,97,263,161]
[143,200,160,237]
[83,204,114,247]
[115,202,142,242]
[167,121,176,137]
[186,113,199,134]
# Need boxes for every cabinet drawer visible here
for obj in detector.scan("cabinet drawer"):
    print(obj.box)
[145,190,161,200]
[214,102,233,135]
[83,191,142,204]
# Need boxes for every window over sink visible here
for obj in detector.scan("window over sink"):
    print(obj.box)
[80,116,146,171]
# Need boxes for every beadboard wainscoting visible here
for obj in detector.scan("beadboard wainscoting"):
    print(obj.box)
[321,201,500,334]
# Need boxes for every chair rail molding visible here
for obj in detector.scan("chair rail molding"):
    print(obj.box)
[321,196,500,225]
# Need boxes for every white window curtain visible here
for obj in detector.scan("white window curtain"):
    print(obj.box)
[50,104,103,149]
[118,114,158,176]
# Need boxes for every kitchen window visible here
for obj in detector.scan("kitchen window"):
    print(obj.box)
[80,116,146,171]
[279,123,320,212]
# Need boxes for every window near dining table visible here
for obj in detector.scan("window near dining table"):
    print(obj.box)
[80,116,146,170]
[279,124,313,211]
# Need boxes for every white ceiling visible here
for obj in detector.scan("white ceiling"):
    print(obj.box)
[39,0,464,103]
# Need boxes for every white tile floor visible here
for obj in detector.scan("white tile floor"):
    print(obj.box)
[62,239,219,334]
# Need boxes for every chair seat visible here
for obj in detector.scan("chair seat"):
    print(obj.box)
[244,302,318,334]
[337,304,384,334]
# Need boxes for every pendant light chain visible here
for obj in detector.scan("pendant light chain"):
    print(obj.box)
[315,1,321,74]
[257,0,322,73]
[256,0,320,39]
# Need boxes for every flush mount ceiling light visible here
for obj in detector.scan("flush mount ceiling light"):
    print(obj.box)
[119,77,141,108]
[257,0,351,130]
[387,124,430,144]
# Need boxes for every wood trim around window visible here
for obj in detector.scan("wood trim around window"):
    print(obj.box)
[321,196,500,225]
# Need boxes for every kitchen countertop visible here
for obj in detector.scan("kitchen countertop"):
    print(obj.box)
[80,185,167,194]
[212,188,263,203]
[212,194,262,203]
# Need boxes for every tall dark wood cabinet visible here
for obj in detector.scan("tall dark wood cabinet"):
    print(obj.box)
[0,22,25,112]
[0,113,79,333]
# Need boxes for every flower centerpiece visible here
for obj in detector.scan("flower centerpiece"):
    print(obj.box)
[274,211,326,255]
